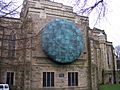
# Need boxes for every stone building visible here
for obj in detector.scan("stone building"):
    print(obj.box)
[89,28,117,86]
[0,0,117,90]
[116,54,120,83]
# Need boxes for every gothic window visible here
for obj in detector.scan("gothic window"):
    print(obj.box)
[6,72,15,86]
[43,72,54,87]
[8,33,16,58]
[68,72,78,86]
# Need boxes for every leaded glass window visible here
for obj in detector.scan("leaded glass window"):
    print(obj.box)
[43,72,54,87]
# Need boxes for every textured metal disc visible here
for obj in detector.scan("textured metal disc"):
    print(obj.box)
[41,18,84,64]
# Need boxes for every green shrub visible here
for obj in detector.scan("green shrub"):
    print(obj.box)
[99,84,120,90]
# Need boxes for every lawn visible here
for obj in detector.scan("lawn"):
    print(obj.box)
[99,84,120,90]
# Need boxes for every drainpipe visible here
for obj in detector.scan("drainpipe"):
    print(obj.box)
[111,47,116,84]
[0,27,4,82]
[86,27,92,90]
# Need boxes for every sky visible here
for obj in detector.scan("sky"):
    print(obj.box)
[17,0,120,47]
[51,0,120,47]
[93,0,120,47]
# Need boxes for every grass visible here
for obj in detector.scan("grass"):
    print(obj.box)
[99,84,120,90]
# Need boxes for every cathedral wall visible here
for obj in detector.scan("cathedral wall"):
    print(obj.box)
[21,0,90,90]
[30,58,89,90]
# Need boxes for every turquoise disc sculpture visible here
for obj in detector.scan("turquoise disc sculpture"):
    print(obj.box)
[41,18,84,64]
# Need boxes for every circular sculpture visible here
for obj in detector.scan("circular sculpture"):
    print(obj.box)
[41,18,84,64]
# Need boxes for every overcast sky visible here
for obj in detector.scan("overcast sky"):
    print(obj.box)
[51,0,120,47]
[18,0,120,47]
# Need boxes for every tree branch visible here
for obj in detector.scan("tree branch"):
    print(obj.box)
[0,0,21,17]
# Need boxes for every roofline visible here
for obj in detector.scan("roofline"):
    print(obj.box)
[0,16,20,20]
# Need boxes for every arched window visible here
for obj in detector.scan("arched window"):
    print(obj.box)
[8,32,16,58]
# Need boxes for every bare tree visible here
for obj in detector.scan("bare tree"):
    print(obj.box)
[0,0,107,21]
[115,45,120,59]
[74,0,106,15]
[52,0,108,25]
[0,0,21,17]
[72,0,108,25]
